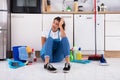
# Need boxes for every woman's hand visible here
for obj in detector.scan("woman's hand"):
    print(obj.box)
[59,18,66,37]
[59,18,64,29]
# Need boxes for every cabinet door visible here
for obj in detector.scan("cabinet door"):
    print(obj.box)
[96,14,104,50]
[74,14,95,50]
[105,14,120,36]
[106,22,120,36]
[11,14,42,50]
[74,14,104,53]
[105,14,120,51]
[106,37,120,51]
[42,14,73,48]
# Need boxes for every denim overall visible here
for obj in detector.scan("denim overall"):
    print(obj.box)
[40,29,70,62]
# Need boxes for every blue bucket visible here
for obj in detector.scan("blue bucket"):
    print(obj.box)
[12,46,22,61]
[12,46,27,62]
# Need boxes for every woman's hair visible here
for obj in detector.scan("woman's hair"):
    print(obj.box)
[54,17,65,30]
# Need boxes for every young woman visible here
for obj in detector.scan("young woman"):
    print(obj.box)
[40,17,70,73]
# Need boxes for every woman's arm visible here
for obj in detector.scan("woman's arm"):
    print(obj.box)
[59,18,66,38]
[41,37,46,47]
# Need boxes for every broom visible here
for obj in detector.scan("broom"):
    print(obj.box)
[88,0,101,60]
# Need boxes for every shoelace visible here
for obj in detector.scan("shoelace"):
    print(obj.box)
[47,63,54,68]
[65,63,69,68]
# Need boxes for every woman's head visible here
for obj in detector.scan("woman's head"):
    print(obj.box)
[52,17,65,32]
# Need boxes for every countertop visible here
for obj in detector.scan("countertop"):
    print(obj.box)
[42,11,120,14]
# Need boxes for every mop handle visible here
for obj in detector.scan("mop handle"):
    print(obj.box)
[94,0,97,55]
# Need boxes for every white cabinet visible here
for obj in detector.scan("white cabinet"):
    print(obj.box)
[74,14,94,50]
[11,14,42,50]
[106,37,120,50]
[42,14,73,48]
[96,14,105,51]
[105,14,120,51]
[74,14,104,54]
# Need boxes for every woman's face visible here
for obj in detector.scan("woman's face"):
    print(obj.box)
[52,19,59,32]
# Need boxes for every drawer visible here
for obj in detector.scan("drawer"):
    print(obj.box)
[105,14,120,21]
[105,37,120,50]
[105,22,120,36]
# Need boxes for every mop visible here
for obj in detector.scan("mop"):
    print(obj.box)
[88,0,101,60]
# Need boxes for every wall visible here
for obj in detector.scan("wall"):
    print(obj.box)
[98,0,120,11]
[50,0,93,12]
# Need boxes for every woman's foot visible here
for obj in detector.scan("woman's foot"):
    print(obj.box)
[63,63,71,73]
[44,63,57,73]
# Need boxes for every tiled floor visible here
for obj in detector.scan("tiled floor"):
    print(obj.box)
[0,58,120,80]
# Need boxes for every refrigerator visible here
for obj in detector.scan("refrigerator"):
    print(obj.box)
[0,0,10,59]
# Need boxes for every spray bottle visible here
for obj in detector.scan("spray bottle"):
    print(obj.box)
[76,47,82,60]
[70,50,74,61]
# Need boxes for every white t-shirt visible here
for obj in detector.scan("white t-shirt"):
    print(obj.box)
[42,29,61,40]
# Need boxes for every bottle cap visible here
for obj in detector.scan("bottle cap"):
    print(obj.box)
[78,47,81,51]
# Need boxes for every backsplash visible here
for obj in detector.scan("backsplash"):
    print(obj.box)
[50,0,93,12]
[99,0,120,11]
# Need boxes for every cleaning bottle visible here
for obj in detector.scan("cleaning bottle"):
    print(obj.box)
[76,47,82,60]
[70,50,73,61]
[73,46,77,60]
[32,48,37,62]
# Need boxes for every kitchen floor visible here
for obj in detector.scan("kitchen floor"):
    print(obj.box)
[0,58,120,80]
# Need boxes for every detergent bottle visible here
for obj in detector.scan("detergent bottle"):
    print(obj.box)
[73,46,77,60]
[31,48,37,62]
[70,50,73,61]
[76,47,82,60]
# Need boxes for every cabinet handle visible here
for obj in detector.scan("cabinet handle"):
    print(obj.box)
[11,15,24,18]
[86,17,92,19]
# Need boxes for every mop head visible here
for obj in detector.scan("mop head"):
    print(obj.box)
[88,55,101,61]
[99,54,109,66]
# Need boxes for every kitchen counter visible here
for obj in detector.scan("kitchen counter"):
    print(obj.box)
[42,11,120,14]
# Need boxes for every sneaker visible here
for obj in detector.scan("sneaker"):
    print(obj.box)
[44,63,57,73]
[63,63,71,73]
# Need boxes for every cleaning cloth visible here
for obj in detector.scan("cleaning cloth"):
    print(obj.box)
[7,59,26,69]
[71,60,91,64]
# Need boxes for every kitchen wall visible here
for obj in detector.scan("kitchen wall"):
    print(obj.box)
[50,0,93,12]
[98,0,120,11]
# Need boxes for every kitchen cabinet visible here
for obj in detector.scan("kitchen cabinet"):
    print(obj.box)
[11,14,42,50]
[105,14,120,51]
[42,14,73,48]
[74,14,104,54]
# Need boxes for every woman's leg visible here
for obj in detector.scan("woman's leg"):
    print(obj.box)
[53,37,70,62]
[41,37,57,72]
[41,37,54,63]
